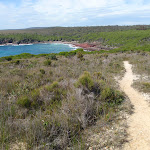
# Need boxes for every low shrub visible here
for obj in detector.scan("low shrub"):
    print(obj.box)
[17,96,31,108]
[76,71,94,90]
[49,70,53,75]
[143,82,150,89]
[5,57,12,61]
[77,52,84,60]
[101,87,124,106]
[40,69,45,74]
[45,81,66,101]
[30,89,43,108]
[93,72,103,80]
[47,54,58,60]
[45,81,59,91]
[14,60,20,65]
[31,89,40,100]
[139,82,150,93]
[44,60,51,66]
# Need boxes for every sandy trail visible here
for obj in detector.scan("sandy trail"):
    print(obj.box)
[119,61,150,150]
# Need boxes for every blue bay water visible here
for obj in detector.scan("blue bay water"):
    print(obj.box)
[0,43,76,57]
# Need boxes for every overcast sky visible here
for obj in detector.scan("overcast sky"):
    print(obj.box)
[0,0,150,29]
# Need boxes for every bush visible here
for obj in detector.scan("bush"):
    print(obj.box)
[93,72,103,80]
[47,54,58,60]
[15,60,20,65]
[17,96,31,108]
[31,89,40,100]
[141,82,150,93]
[44,60,51,66]
[45,81,66,101]
[49,70,53,75]
[30,89,42,108]
[77,52,84,59]
[101,88,124,106]
[40,69,45,74]
[76,71,94,90]
[5,57,12,61]
[45,81,59,92]
[143,82,150,88]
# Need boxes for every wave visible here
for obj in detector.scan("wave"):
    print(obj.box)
[41,43,49,44]
[11,44,33,46]
[53,43,79,50]
[68,44,80,50]
[53,43,62,45]
[12,44,19,46]
[19,44,33,46]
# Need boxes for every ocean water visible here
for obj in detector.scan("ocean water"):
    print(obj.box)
[0,43,76,57]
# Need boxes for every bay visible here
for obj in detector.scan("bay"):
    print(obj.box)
[0,43,76,57]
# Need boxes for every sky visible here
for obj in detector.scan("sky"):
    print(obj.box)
[0,0,150,29]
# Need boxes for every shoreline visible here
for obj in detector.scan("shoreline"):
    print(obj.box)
[0,41,80,49]
[0,41,86,52]
[0,41,115,51]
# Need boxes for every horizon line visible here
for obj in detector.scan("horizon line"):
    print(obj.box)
[0,24,150,31]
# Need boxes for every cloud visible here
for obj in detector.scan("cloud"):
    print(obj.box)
[0,0,150,29]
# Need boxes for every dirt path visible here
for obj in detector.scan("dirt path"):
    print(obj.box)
[119,61,150,150]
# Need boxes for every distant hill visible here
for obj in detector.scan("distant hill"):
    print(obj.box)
[0,25,150,35]
[0,25,150,52]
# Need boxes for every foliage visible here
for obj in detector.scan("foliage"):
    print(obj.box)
[40,69,45,74]
[17,96,31,108]
[44,60,51,66]
[47,54,58,60]
[101,88,124,106]
[76,71,94,90]
[77,51,84,60]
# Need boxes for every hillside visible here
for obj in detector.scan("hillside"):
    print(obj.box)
[0,25,150,52]
[0,49,149,149]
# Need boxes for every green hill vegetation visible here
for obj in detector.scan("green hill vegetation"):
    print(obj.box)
[0,25,150,52]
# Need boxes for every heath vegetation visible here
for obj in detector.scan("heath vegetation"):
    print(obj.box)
[0,49,139,150]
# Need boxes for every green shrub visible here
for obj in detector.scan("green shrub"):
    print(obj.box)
[93,72,102,79]
[5,57,12,61]
[49,71,53,75]
[31,89,40,100]
[47,54,58,60]
[45,81,59,92]
[30,89,41,108]
[13,53,34,59]
[101,88,112,100]
[143,82,150,88]
[40,69,45,74]
[17,96,31,108]
[141,82,150,93]
[44,60,51,66]
[13,60,20,65]
[103,54,108,58]
[45,81,66,101]
[58,77,64,81]
[77,52,84,60]
[101,88,124,106]
[59,50,77,57]
[76,71,94,90]
[16,60,20,65]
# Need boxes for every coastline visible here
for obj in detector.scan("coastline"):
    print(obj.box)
[0,41,83,51]
[0,41,82,58]
[0,41,115,51]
